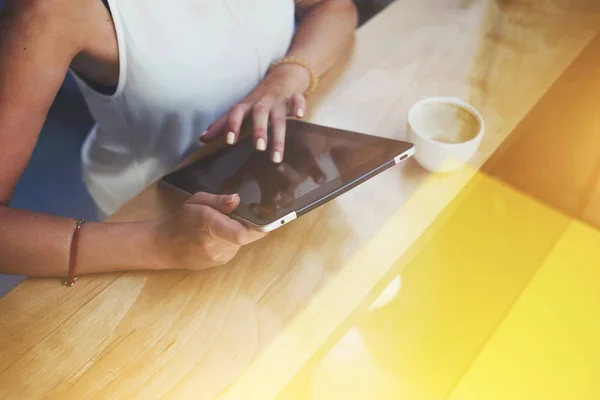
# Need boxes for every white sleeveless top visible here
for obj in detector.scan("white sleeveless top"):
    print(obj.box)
[72,0,295,217]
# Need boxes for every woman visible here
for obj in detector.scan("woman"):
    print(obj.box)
[0,0,357,280]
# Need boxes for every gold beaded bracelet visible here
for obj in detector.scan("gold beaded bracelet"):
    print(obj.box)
[269,57,319,95]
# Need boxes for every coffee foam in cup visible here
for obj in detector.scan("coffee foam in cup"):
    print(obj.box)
[413,102,481,144]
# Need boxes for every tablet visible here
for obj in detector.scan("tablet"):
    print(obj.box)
[162,119,415,232]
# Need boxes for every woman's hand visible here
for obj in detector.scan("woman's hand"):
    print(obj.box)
[155,192,267,270]
[200,64,310,163]
[198,0,357,163]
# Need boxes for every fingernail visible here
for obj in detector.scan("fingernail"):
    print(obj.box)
[296,108,304,118]
[225,194,238,204]
[226,132,236,145]
[272,151,282,163]
[199,130,207,141]
[256,138,266,151]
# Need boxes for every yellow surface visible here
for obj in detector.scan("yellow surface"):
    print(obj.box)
[448,221,600,400]
[279,172,600,399]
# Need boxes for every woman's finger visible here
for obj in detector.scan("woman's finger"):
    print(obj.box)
[225,103,251,145]
[290,92,307,118]
[200,115,227,143]
[189,194,266,245]
[201,205,266,245]
[270,97,288,163]
[252,97,274,152]
[187,192,240,214]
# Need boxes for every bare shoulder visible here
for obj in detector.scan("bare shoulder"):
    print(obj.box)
[0,0,118,203]
[2,0,119,84]
[2,0,116,59]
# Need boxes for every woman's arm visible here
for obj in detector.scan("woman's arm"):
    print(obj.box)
[288,0,359,80]
[0,0,160,277]
[0,0,263,278]
[200,0,358,162]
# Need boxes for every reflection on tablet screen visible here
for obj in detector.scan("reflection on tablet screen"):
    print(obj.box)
[184,130,387,220]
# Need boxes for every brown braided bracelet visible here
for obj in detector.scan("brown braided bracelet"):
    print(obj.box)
[62,218,86,287]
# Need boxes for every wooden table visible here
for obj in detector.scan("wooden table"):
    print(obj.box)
[2,1,600,399]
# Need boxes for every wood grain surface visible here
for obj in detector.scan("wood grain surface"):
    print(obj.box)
[1,1,600,399]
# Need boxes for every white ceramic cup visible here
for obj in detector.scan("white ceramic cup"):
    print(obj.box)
[407,97,484,173]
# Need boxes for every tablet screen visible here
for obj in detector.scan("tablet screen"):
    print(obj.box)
[163,120,413,225]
